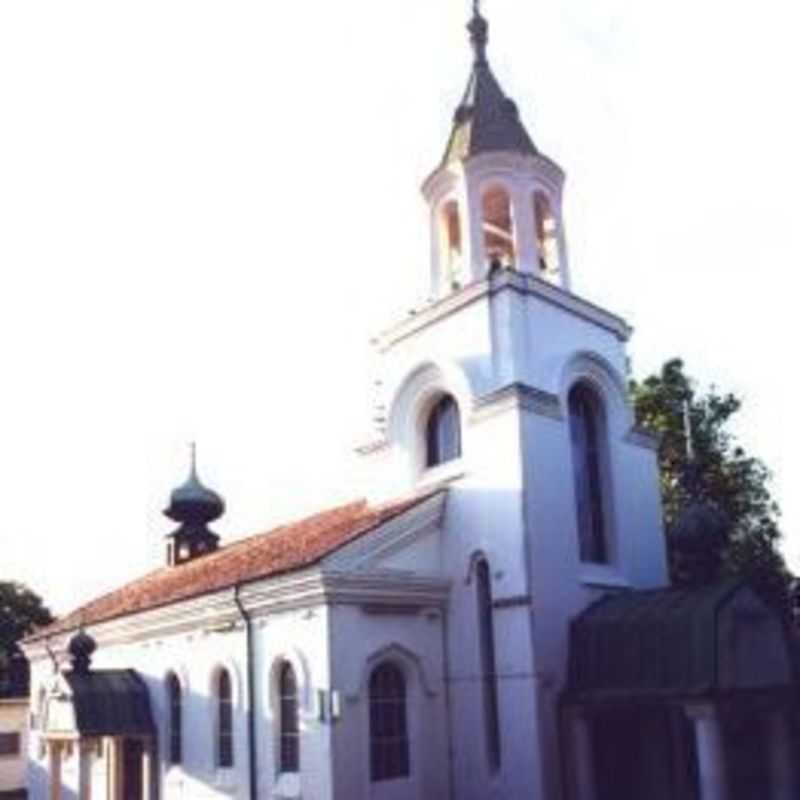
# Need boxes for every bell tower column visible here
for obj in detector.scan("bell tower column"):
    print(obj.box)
[465,180,486,281]
[511,180,540,275]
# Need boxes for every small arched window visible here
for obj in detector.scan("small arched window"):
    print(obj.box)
[166,673,182,766]
[475,559,502,772]
[568,384,609,563]
[369,663,410,782]
[425,395,462,468]
[216,669,234,768]
[278,663,300,773]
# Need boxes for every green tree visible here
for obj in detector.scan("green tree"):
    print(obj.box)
[630,359,792,613]
[0,581,53,667]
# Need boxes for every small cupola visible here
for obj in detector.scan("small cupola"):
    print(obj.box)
[423,3,571,298]
[164,446,224,566]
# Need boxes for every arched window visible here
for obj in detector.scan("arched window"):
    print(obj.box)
[475,559,502,772]
[278,663,300,773]
[482,185,515,268]
[534,191,560,277]
[568,384,609,563]
[425,395,462,468]
[440,200,464,290]
[166,673,182,766]
[216,669,234,768]
[369,663,410,782]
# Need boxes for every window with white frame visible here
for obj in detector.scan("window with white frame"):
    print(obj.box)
[166,672,182,765]
[568,383,610,563]
[425,395,462,468]
[278,662,300,773]
[216,669,234,768]
[369,662,410,782]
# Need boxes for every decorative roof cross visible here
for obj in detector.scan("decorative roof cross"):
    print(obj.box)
[468,0,489,64]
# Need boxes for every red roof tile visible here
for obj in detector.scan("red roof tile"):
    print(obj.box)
[34,491,439,640]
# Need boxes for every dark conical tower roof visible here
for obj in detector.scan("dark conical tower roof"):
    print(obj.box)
[442,5,538,166]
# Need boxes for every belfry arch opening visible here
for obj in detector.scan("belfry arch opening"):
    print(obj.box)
[482,185,515,269]
[440,199,464,290]
[534,191,560,278]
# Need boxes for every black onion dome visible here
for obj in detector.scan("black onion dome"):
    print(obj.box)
[68,630,97,673]
[165,462,225,525]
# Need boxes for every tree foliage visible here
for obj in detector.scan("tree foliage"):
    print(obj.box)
[0,581,53,666]
[630,359,791,613]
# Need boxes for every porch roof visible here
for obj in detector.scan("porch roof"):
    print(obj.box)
[566,580,793,704]
[61,669,154,737]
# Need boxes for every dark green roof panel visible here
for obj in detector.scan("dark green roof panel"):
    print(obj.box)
[64,669,154,737]
[567,581,746,701]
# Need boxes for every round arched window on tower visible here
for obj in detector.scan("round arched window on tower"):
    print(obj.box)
[425,395,462,468]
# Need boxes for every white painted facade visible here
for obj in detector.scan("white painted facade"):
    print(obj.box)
[22,9,674,800]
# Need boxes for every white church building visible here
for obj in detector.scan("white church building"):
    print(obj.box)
[22,6,798,800]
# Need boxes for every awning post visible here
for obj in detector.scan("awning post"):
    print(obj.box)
[686,705,728,800]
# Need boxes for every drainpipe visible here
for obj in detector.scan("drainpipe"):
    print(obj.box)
[234,584,258,800]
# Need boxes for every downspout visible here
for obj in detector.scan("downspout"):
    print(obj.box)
[234,584,258,800]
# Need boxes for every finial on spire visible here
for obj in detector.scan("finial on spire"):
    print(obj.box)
[468,0,489,65]
[189,441,198,479]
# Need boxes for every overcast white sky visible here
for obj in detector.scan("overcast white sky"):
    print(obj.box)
[1,0,798,615]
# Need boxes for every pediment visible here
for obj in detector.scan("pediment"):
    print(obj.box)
[322,491,447,576]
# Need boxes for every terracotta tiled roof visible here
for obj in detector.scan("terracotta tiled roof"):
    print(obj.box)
[33,491,440,640]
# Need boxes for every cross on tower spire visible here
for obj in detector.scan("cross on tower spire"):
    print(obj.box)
[468,0,489,65]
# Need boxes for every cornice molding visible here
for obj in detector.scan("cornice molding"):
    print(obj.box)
[376,271,631,351]
[473,382,563,424]
[23,565,451,665]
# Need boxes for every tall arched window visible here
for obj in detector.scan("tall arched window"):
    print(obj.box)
[166,673,182,766]
[425,395,462,468]
[568,384,609,563]
[216,668,234,768]
[482,185,516,268]
[279,663,300,773]
[369,663,410,782]
[475,559,502,772]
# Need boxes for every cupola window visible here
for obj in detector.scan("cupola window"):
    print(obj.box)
[425,395,462,468]
[482,186,515,269]
[568,384,609,563]
[534,192,560,277]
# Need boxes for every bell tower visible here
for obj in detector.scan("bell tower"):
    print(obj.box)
[359,9,668,797]
[423,3,570,298]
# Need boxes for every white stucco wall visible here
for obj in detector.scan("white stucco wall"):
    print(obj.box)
[360,264,669,800]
